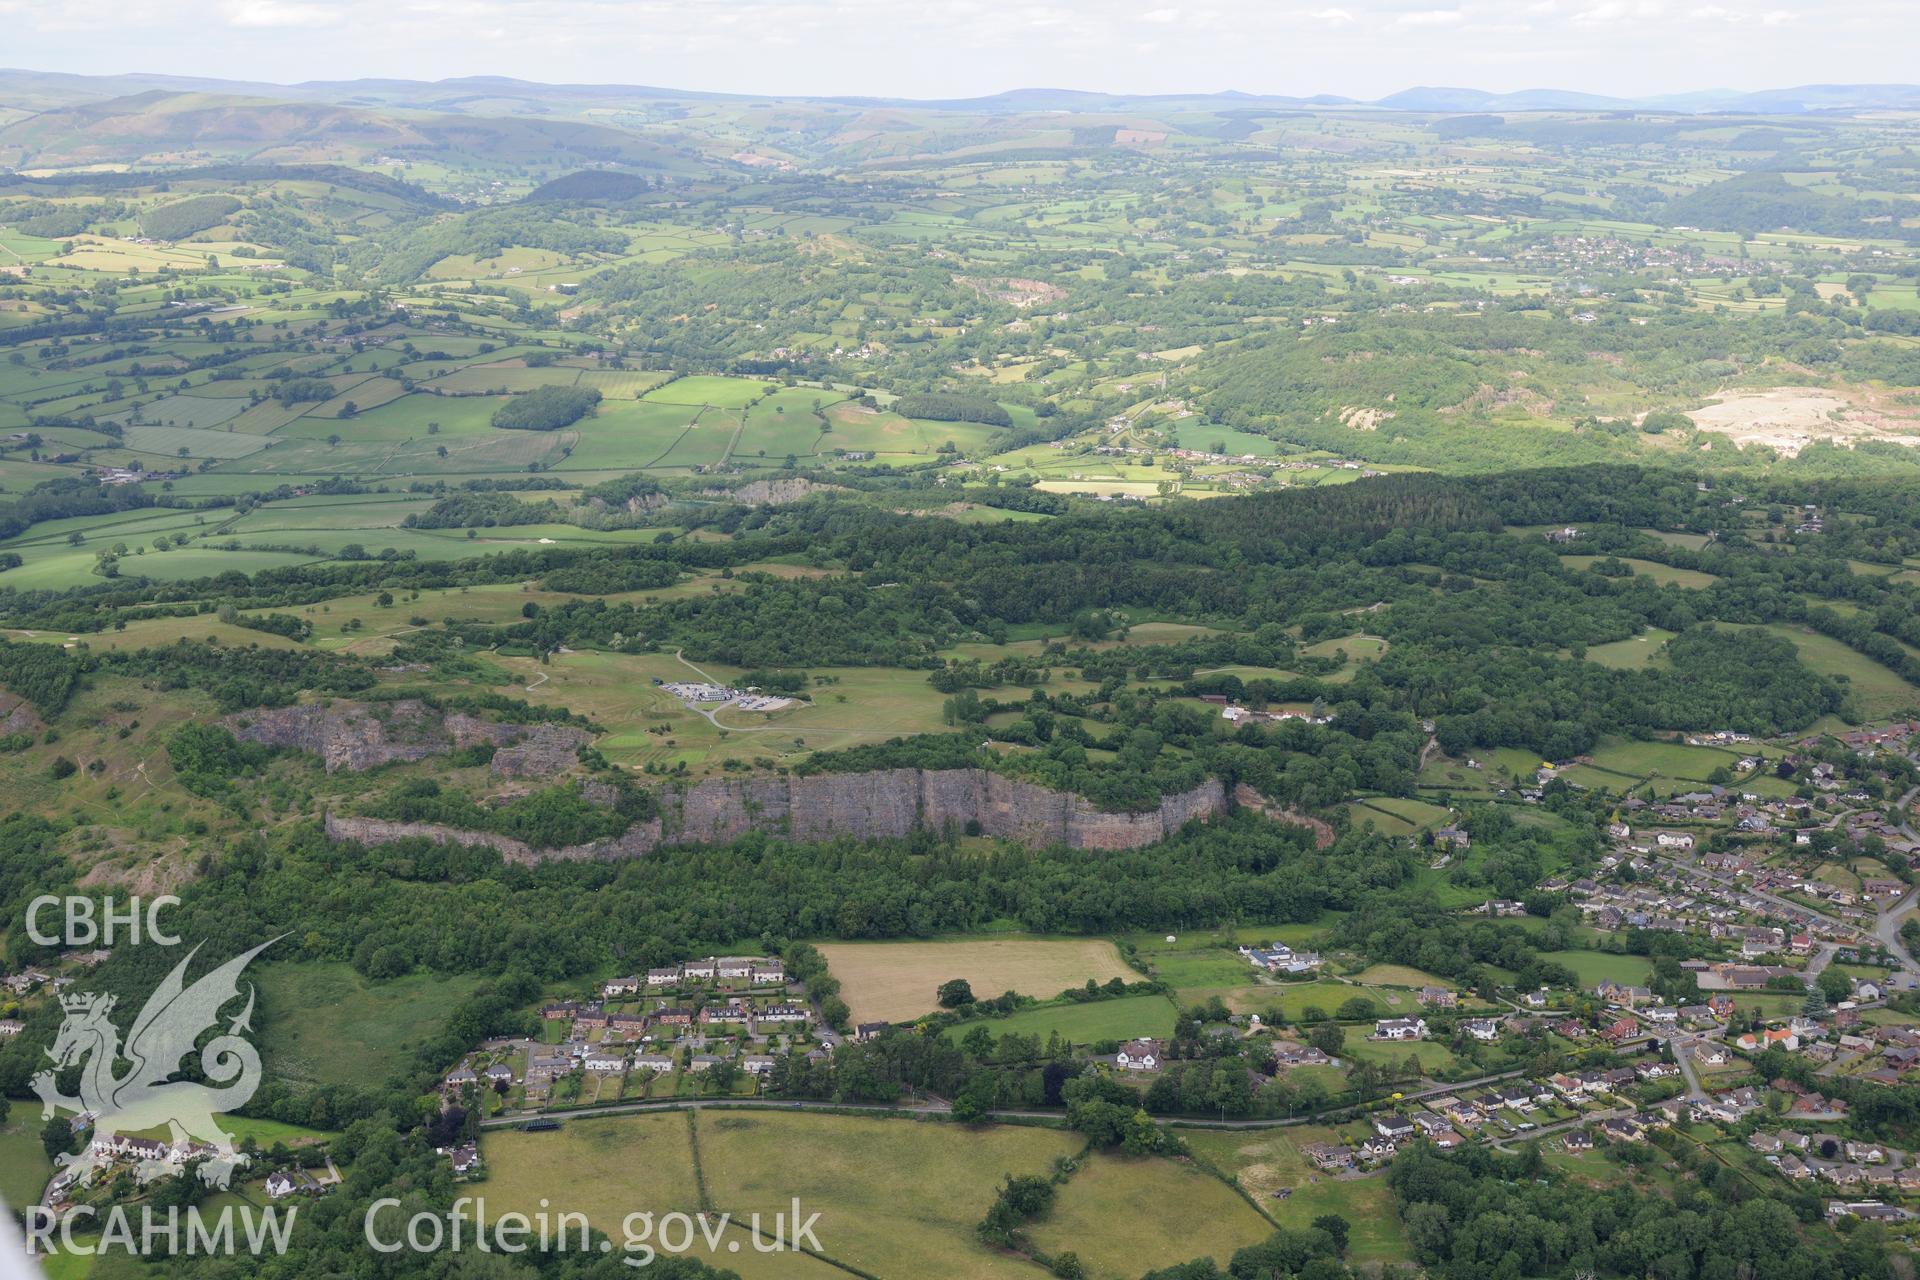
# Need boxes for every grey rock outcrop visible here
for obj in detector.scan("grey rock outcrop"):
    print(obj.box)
[227,701,588,778]
[326,769,1227,865]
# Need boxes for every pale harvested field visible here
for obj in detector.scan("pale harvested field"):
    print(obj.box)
[819,938,1136,1024]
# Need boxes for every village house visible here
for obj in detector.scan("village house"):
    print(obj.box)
[1116,1038,1166,1071]
[1736,1028,1799,1052]
[1374,1017,1429,1041]
[1601,1017,1640,1045]
[1302,1142,1355,1172]
[1828,1202,1916,1224]
[755,1003,811,1026]
[1274,1045,1334,1068]
[1418,986,1458,1009]
[1596,981,1655,1008]
[1373,1114,1416,1140]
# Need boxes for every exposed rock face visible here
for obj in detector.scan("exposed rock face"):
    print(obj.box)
[227,701,588,777]
[0,693,43,738]
[699,477,844,506]
[489,725,593,778]
[1232,783,1336,848]
[326,769,1227,865]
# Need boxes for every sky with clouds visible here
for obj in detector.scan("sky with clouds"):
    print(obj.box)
[2,0,1911,101]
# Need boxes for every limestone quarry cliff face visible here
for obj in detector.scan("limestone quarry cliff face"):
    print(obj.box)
[699,477,844,507]
[326,769,1228,864]
[226,701,588,777]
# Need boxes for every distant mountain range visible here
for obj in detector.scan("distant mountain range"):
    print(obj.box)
[3,68,1920,117]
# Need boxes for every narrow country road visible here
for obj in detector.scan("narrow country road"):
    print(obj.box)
[1668,1034,1709,1101]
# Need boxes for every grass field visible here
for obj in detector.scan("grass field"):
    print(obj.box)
[1583,629,1677,669]
[493,647,964,774]
[1024,1152,1277,1279]
[1539,950,1654,987]
[698,1111,1081,1280]
[1183,1127,1412,1266]
[1350,964,1456,991]
[1747,623,1920,721]
[820,938,1138,1024]
[0,1118,52,1209]
[485,1111,704,1219]
[482,1113,848,1279]
[257,961,485,1088]
[939,993,1178,1047]
[1581,737,1745,783]
[1562,556,1719,588]
[1344,796,1452,836]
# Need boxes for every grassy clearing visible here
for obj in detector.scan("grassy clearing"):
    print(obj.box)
[939,993,1178,1047]
[1562,556,1718,588]
[1350,964,1454,990]
[1168,979,1359,1020]
[1538,950,1654,987]
[819,938,1138,1024]
[1024,1152,1276,1279]
[1583,737,1744,782]
[1583,628,1677,670]
[256,961,484,1088]
[1341,802,1417,837]
[1299,634,1387,665]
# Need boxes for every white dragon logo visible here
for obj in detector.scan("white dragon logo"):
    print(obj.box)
[33,938,279,1190]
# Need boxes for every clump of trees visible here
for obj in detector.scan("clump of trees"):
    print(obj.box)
[894,392,1012,427]
[140,195,242,241]
[490,385,602,431]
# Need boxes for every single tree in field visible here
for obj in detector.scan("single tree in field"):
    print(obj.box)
[937,978,976,1008]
